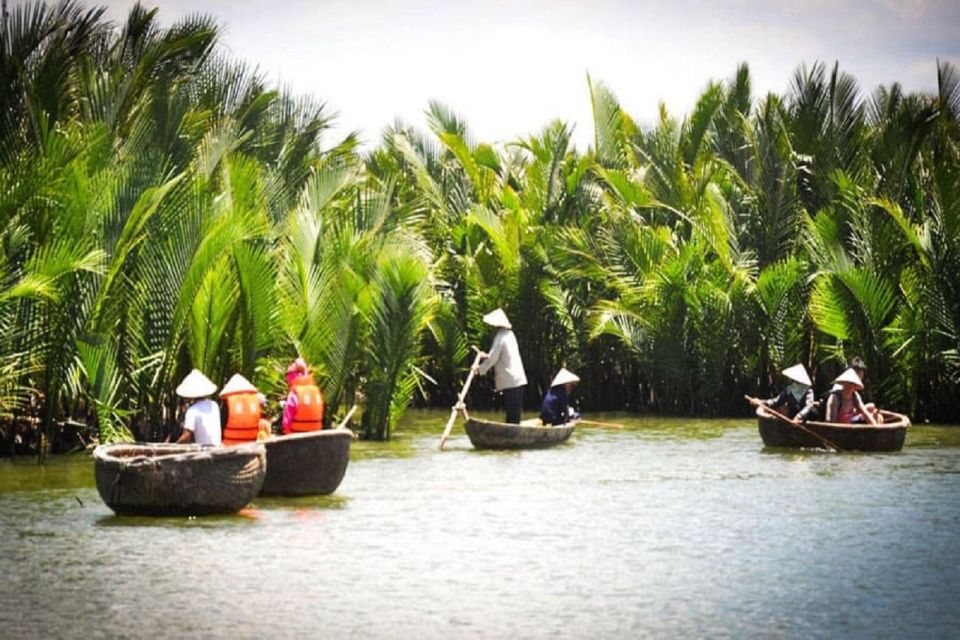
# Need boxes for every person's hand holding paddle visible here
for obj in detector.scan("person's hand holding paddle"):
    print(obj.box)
[470,352,487,375]
[746,395,799,425]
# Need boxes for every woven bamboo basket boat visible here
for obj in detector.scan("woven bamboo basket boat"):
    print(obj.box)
[757,407,910,452]
[259,429,352,496]
[94,443,266,516]
[464,418,574,450]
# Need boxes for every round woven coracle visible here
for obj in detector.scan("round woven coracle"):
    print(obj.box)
[93,442,266,516]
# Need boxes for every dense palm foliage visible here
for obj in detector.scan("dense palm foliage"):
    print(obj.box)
[2,3,958,453]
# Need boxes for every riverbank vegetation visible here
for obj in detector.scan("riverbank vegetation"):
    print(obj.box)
[2,2,958,451]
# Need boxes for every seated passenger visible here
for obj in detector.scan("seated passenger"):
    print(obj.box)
[175,369,221,445]
[825,368,878,425]
[282,357,325,434]
[760,364,816,422]
[828,357,881,424]
[220,373,271,445]
[540,368,581,426]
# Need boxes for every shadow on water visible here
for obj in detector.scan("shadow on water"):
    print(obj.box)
[252,493,350,510]
[94,511,263,528]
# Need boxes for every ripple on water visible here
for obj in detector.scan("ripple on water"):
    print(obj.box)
[0,412,958,638]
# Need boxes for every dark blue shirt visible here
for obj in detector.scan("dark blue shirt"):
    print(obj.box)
[540,386,580,426]
[763,387,815,420]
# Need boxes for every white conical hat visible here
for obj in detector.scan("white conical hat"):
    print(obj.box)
[175,369,217,399]
[551,368,580,387]
[219,373,257,397]
[781,364,812,387]
[482,308,512,329]
[834,368,864,390]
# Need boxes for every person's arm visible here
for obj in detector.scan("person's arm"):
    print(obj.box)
[282,391,298,434]
[177,406,195,443]
[825,393,838,423]
[855,393,878,425]
[477,332,504,376]
[794,389,816,421]
[761,390,787,408]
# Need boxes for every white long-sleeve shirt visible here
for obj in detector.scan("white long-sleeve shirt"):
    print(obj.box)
[478,328,527,391]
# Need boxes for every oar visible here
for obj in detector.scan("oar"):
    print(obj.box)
[576,419,624,430]
[745,395,843,452]
[336,404,359,439]
[439,348,484,450]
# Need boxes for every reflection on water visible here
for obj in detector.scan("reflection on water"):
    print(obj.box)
[1,410,958,638]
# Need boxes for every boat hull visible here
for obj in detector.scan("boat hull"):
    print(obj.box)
[757,408,909,452]
[94,443,266,516]
[465,418,574,450]
[259,429,352,496]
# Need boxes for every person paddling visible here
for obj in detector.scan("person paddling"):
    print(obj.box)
[473,308,527,424]
[758,364,816,423]
[825,368,879,425]
[540,368,582,426]
[175,369,222,445]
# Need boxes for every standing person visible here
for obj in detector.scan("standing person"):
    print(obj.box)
[282,357,325,434]
[758,364,817,422]
[540,368,582,426]
[825,368,878,425]
[175,369,222,445]
[473,308,527,424]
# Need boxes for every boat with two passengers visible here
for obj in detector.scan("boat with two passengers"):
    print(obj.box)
[756,407,910,452]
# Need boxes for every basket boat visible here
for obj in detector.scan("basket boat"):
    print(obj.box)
[464,418,574,450]
[93,443,266,516]
[259,429,352,496]
[757,407,910,452]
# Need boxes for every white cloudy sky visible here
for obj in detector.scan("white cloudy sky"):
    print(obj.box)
[85,0,960,149]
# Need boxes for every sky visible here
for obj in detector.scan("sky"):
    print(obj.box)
[77,0,960,149]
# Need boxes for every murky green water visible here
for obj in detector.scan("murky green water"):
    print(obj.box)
[1,411,958,638]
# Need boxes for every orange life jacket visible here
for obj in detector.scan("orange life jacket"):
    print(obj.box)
[290,374,324,432]
[222,391,261,445]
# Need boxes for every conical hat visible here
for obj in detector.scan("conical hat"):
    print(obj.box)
[176,369,217,399]
[833,368,864,390]
[781,364,812,387]
[551,368,580,387]
[482,308,512,329]
[219,373,257,397]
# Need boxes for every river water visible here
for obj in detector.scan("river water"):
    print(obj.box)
[1,411,958,639]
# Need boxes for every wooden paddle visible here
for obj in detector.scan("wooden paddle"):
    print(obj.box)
[439,348,484,450]
[745,395,843,452]
[576,419,624,430]
[336,404,359,439]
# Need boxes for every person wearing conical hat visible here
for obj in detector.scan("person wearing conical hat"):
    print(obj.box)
[540,368,582,426]
[473,308,527,424]
[757,364,816,422]
[220,373,272,445]
[175,369,222,445]
[829,356,868,394]
[826,356,878,422]
[826,368,879,425]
